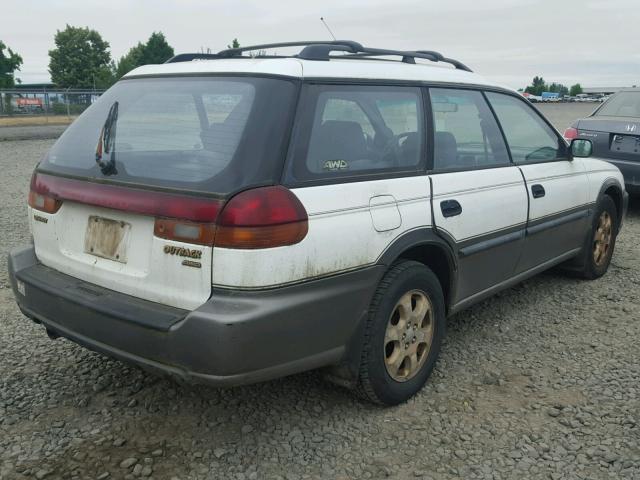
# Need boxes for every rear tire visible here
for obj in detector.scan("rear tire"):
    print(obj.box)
[577,195,618,279]
[356,260,445,406]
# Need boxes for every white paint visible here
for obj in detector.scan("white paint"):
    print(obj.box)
[431,167,528,241]
[30,203,212,310]
[518,159,588,220]
[211,176,431,288]
[369,195,402,232]
[127,57,498,89]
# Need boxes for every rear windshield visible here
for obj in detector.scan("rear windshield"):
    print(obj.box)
[596,91,640,118]
[40,76,298,195]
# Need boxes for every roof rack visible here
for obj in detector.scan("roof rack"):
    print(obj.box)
[165,40,472,72]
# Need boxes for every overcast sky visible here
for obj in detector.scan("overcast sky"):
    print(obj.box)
[4,0,639,89]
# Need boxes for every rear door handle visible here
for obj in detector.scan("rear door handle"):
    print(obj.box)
[531,184,546,198]
[440,199,462,218]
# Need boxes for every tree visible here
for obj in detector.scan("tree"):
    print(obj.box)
[0,41,23,88]
[140,32,174,65]
[569,83,583,96]
[524,76,547,96]
[116,42,145,78]
[227,38,240,49]
[548,82,569,96]
[116,32,174,78]
[49,25,114,89]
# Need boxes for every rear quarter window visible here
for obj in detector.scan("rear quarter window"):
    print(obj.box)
[285,84,425,184]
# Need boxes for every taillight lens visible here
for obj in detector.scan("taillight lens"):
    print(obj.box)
[27,173,308,249]
[29,173,62,213]
[216,186,308,249]
[563,127,579,141]
[154,218,216,245]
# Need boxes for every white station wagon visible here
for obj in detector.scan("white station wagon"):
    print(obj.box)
[9,41,628,405]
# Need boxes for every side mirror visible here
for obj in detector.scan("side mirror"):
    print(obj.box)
[570,139,593,158]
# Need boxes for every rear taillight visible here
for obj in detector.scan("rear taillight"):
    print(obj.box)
[216,186,308,249]
[28,173,308,249]
[29,173,62,213]
[563,127,579,141]
[154,219,216,245]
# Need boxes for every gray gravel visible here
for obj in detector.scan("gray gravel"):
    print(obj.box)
[0,125,69,142]
[1,138,639,480]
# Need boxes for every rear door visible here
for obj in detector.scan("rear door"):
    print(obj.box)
[427,88,528,304]
[485,92,589,273]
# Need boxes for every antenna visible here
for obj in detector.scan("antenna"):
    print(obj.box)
[320,17,337,41]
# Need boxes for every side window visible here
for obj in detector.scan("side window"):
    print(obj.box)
[287,85,424,182]
[430,88,509,171]
[322,98,374,137]
[485,92,566,163]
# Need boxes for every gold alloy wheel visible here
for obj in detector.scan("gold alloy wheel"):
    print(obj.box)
[593,211,613,266]
[384,289,434,382]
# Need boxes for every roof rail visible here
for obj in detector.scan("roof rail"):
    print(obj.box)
[165,41,472,72]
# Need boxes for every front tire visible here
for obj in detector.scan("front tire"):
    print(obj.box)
[356,261,446,406]
[578,195,618,279]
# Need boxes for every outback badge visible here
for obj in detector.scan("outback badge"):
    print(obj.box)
[163,245,202,259]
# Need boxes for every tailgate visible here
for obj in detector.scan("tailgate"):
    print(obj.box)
[30,201,212,310]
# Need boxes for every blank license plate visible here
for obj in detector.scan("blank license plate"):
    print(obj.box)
[84,216,131,263]
[611,134,640,155]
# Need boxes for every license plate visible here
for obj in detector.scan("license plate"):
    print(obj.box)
[84,216,131,263]
[611,134,640,155]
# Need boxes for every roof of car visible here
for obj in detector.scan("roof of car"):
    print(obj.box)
[125,57,497,88]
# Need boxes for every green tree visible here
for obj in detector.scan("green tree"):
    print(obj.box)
[49,25,114,89]
[0,40,23,88]
[116,32,174,78]
[524,76,547,96]
[569,83,583,96]
[548,82,569,96]
[227,38,240,49]
[116,42,145,78]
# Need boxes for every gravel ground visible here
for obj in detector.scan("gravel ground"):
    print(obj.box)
[1,135,639,480]
[0,125,69,142]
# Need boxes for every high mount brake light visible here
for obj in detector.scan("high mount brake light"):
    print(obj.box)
[28,173,308,248]
[216,186,308,249]
[563,127,579,141]
[29,173,223,222]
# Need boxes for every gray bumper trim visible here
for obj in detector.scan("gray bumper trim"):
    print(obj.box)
[8,245,383,386]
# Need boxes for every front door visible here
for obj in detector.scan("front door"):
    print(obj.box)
[485,92,589,273]
[428,88,528,304]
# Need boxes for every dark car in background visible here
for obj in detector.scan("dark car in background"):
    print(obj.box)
[565,89,640,195]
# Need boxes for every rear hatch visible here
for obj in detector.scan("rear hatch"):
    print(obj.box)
[578,91,640,161]
[31,75,297,310]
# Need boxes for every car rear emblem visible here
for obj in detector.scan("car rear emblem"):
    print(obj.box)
[626,124,637,132]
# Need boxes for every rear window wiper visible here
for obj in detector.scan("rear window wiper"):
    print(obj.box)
[95,101,119,175]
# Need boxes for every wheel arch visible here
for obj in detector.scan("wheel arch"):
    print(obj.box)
[598,178,624,232]
[328,228,457,389]
[377,228,457,313]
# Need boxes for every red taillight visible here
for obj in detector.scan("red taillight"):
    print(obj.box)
[216,186,308,249]
[28,174,308,249]
[563,127,579,141]
[29,173,62,213]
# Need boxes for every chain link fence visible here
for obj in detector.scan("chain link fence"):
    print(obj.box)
[0,88,105,120]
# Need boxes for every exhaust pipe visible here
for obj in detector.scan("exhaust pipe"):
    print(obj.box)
[46,328,60,340]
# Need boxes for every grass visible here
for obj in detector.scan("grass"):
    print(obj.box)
[0,115,78,127]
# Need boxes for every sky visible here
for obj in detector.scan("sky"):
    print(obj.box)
[3,0,639,90]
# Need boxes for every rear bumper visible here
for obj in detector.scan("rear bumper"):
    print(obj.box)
[8,244,382,386]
